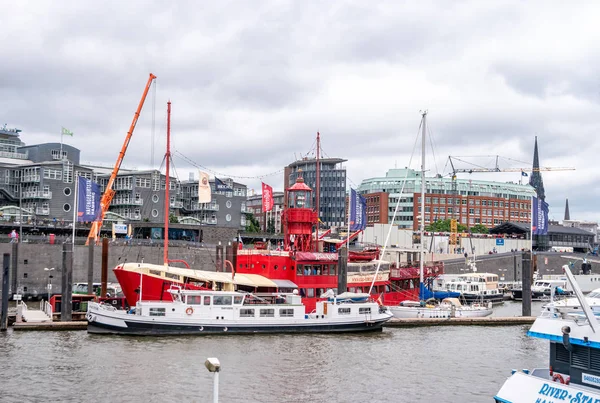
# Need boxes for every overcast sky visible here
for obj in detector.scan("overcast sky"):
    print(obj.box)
[3,1,599,223]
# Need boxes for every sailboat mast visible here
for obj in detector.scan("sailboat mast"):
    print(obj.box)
[315,131,320,252]
[420,112,427,288]
[164,101,171,266]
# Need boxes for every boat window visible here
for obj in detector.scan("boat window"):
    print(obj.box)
[259,309,274,317]
[321,264,328,275]
[307,289,315,298]
[359,307,371,314]
[283,266,286,271]
[338,308,351,315]
[316,288,325,297]
[187,296,202,305]
[312,265,322,275]
[165,273,179,280]
[589,291,600,298]
[279,309,294,317]
[233,296,243,305]
[297,265,303,275]
[274,265,278,270]
[240,309,254,317]
[213,296,232,306]
[150,270,161,276]
[329,265,336,275]
[203,296,211,305]
[149,308,166,317]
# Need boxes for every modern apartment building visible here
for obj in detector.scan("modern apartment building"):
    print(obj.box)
[180,177,248,229]
[358,168,536,229]
[0,127,247,229]
[284,157,347,228]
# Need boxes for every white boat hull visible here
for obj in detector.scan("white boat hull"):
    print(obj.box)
[389,305,492,319]
[495,371,600,403]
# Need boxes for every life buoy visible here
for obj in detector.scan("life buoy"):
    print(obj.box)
[552,373,565,384]
[186,307,194,315]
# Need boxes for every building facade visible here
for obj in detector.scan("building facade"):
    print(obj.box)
[0,127,248,230]
[246,191,284,233]
[180,177,247,229]
[285,157,347,228]
[358,168,536,230]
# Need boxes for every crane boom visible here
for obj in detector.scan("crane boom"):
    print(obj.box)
[86,73,157,245]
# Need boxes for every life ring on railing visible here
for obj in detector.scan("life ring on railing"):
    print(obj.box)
[552,373,565,384]
[186,307,194,315]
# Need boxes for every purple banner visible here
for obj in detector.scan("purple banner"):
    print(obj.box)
[349,189,367,231]
[532,196,549,235]
[77,176,101,222]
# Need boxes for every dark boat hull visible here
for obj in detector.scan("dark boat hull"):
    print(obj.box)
[461,293,505,305]
[88,318,387,336]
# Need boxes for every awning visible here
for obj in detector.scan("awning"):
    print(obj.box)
[271,279,298,289]
[233,273,278,288]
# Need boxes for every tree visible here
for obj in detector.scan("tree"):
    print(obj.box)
[470,224,489,234]
[267,217,275,234]
[245,213,260,233]
[425,218,467,233]
[169,214,179,224]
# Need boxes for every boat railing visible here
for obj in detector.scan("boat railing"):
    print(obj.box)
[43,300,53,318]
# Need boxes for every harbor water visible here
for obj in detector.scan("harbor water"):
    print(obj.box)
[1,302,547,403]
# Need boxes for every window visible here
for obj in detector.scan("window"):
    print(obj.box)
[233,296,243,305]
[187,296,202,305]
[149,308,166,317]
[63,187,71,196]
[226,214,232,222]
[63,203,71,212]
[240,309,254,317]
[307,289,315,298]
[279,309,294,317]
[226,200,232,208]
[260,309,274,317]
[203,296,211,305]
[152,209,159,218]
[338,307,351,315]
[152,194,159,203]
[213,295,232,305]
[359,307,371,314]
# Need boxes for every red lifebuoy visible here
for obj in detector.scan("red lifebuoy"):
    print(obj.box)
[552,373,565,384]
[186,307,194,315]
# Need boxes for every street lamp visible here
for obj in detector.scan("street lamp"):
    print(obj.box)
[205,357,221,403]
[44,267,55,302]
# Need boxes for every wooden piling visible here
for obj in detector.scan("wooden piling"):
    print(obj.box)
[1,253,9,331]
[101,238,108,297]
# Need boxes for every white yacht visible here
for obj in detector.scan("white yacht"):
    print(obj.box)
[87,288,393,335]
[512,278,572,301]
[433,273,504,305]
[495,266,600,402]
[542,287,600,315]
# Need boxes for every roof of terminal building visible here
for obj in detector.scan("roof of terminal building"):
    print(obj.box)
[548,224,596,236]
[490,221,530,234]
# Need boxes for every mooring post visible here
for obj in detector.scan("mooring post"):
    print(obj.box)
[522,250,532,317]
[513,252,517,282]
[10,242,18,295]
[1,253,9,331]
[61,242,73,322]
[232,241,239,276]
[88,241,94,299]
[337,246,348,293]
[225,243,232,274]
[215,243,223,272]
[101,238,108,298]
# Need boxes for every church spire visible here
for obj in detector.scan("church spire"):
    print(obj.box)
[564,198,570,221]
[529,136,546,200]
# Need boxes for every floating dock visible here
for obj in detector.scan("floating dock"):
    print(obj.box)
[384,316,536,327]
[12,321,88,331]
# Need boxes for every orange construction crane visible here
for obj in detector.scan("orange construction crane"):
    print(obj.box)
[86,73,157,245]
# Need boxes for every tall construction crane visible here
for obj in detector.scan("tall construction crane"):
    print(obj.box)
[86,73,157,245]
[445,156,575,251]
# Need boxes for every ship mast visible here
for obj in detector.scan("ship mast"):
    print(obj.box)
[419,111,427,299]
[164,101,171,266]
[315,132,320,252]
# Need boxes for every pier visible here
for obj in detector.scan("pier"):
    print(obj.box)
[12,321,87,331]
[384,316,536,327]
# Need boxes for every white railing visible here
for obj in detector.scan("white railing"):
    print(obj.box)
[35,208,50,215]
[43,300,53,319]
[170,201,184,208]
[23,191,52,199]
[17,301,27,323]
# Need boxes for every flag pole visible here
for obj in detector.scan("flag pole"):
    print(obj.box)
[72,176,78,254]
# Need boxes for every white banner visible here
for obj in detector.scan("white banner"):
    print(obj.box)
[198,171,211,203]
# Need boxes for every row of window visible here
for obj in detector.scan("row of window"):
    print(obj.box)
[240,308,294,318]
[297,264,337,276]
[419,197,531,209]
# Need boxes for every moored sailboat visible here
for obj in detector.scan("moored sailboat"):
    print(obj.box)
[387,112,492,319]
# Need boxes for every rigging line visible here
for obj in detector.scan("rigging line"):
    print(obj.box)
[451,156,490,170]
[368,115,423,294]
[427,122,440,176]
[172,150,285,179]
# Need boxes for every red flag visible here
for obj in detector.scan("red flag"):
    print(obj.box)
[262,182,273,212]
